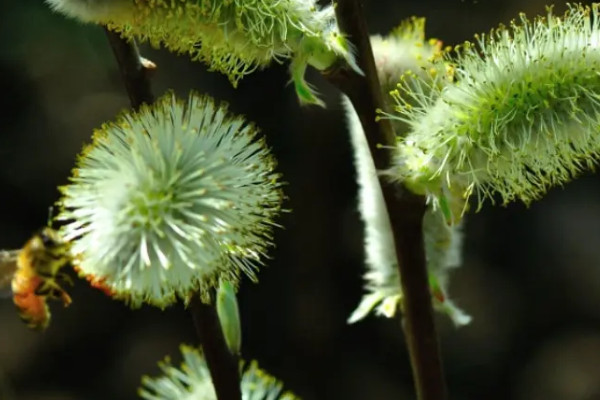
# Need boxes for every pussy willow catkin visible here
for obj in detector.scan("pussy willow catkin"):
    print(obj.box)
[345,18,470,326]
[390,3,600,219]
[45,0,358,106]
[58,92,283,308]
[139,345,299,400]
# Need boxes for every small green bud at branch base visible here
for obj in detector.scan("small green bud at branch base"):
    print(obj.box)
[216,279,242,355]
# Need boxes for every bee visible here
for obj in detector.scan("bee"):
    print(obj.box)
[0,227,72,330]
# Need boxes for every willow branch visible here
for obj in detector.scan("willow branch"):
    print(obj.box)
[323,1,447,399]
[103,28,242,400]
[190,297,242,400]
[104,27,155,110]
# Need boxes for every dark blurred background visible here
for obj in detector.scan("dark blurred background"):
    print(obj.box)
[1,0,600,399]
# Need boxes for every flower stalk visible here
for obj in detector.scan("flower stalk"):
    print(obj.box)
[323,1,447,399]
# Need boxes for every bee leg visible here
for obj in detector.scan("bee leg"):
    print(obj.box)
[37,271,53,279]
[50,288,72,307]
[57,272,74,286]
[49,285,72,307]
[38,281,72,307]
[34,282,53,297]
[48,288,61,299]
[59,290,72,307]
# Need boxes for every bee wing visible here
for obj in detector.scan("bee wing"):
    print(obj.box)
[0,250,19,297]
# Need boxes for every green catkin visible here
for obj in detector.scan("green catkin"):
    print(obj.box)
[46,0,359,105]
[346,18,470,326]
[58,92,283,308]
[139,345,299,400]
[390,3,600,219]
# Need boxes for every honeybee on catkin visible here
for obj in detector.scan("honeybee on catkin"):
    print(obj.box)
[0,227,72,330]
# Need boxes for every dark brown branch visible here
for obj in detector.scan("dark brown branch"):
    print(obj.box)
[190,297,242,400]
[104,28,155,110]
[324,1,447,399]
[103,28,242,400]
[324,12,394,170]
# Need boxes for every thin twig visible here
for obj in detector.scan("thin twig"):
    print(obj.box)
[190,297,242,400]
[104,28,155,110]
[323,1,447,399]
[102,28,242,400]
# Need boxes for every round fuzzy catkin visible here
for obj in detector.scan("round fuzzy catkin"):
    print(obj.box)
[58,92,283,308]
